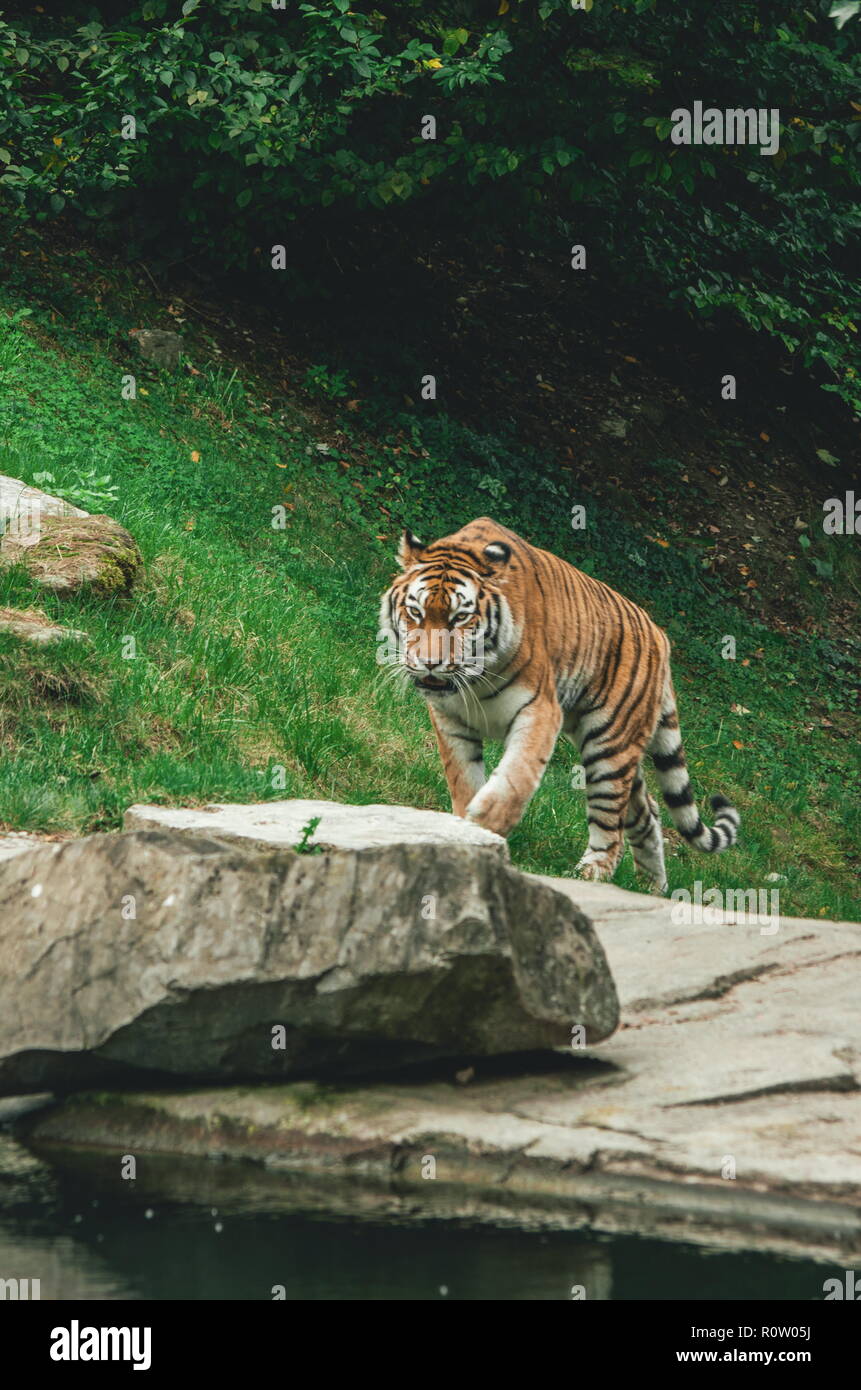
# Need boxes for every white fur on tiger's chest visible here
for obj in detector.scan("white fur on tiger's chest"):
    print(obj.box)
[436,681,533,743]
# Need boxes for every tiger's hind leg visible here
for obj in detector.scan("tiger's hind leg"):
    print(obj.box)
[569,718,653,886]
[624,768,668,895]
[574,763,637,884]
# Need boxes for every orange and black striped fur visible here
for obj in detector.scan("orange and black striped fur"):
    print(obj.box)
[378,517,738,893]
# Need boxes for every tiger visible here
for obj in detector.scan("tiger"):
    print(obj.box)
[378,516,739,894]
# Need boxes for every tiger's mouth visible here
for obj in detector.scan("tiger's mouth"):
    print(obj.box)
[414,674,454,693]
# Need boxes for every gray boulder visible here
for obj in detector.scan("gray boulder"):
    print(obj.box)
[129,329,183,369]
[0,830,618,1093]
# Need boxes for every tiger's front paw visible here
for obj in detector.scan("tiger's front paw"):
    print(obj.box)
[465,783,520,838]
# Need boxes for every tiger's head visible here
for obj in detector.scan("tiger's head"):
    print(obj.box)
[378,524,517,697]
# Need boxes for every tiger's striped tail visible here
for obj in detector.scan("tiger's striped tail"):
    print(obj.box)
[649,697,740,853]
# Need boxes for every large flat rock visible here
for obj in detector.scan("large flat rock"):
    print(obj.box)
[23,877,861,1262]
[125,799,508,858]
[5,806,860,1261]
[0,829,616,1093]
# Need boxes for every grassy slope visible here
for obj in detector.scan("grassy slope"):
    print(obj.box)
[0,245,858,921]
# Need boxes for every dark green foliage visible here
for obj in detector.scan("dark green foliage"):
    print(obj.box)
[0,1,858,410]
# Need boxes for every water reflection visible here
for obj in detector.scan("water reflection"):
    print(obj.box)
[0,1133,831,1302]
[0,1227,140,1300]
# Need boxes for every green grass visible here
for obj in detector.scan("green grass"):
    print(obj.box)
[0,253,859,923]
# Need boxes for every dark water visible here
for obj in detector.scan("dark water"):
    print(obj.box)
[0,1136,836,1301]
[0,1207,838,1302]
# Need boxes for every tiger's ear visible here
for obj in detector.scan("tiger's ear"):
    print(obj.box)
[398,528,425,569]
[483,541,511,570]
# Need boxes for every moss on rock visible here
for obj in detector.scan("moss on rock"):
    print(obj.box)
[0,514,142,596]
